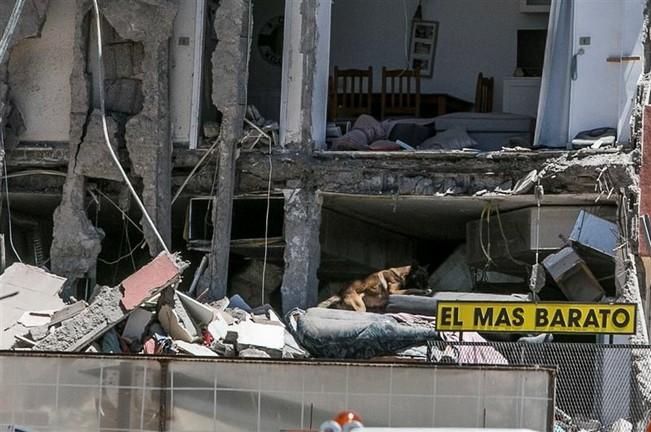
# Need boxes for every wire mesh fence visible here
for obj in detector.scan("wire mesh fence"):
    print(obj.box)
[426,341,650,431]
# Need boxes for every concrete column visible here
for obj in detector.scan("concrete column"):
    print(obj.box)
[100,0,178,256]
[279,0,331,151]
[205,0,250,301]
[280,188,322,314]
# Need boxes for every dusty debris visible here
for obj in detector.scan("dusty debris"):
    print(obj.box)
[0,263,66,349]
[34,252,186,352]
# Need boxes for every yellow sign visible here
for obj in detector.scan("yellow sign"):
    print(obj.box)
[435,302,636,334]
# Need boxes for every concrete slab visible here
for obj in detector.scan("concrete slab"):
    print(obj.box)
[122,308,153,340]
[236,320,284,357]
[175,340,218,357]
[121,252,185,310]
[0,263,66,349]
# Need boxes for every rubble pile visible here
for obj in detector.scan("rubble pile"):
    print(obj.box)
[1,253,309,358]
[0,254,506,361]
[0,208,621,361]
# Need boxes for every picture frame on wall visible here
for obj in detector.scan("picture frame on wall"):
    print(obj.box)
[410,20,438,77]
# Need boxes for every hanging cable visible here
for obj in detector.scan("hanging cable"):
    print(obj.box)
[90,187,143,234]
[261,135,273,304]
[0,0,27,66]
[1,130,22,263]
[90,0,169,254]
[171,138,219,205]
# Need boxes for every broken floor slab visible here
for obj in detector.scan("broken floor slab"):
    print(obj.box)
[0,263,66,349]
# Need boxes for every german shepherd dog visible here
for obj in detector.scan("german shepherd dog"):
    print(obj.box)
[319,264,431,312]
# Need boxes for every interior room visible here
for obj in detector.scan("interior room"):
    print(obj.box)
[318,193,618,341]
[324,0,645,151]
[326,0,550,151]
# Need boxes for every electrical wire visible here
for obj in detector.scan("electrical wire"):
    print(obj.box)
[0,0,27,66]
[1,129,22,263]
[256,0,271,304]
[171,139,219,205]
[0,169,66,180]
[261,134,273,303]
[91,0,169,254]
[98,239,146,266]
[91,187,143,234]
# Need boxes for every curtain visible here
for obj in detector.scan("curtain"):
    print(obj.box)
[534,0,574,148]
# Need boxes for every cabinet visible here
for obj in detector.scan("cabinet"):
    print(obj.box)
[502,77,541,118]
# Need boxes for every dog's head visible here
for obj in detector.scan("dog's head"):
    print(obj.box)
[405,263,430,290]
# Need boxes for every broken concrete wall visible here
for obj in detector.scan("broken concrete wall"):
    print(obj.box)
[101,0,177,255]
[51,0,178,288]
[0,0,51,150]
[8,0,74,143]
[50,0,102,291]
[206,0,251,301]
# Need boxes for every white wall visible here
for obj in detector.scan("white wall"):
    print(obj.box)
[330,0,549,112]
[8,0,75,143]
[170,0,198,144]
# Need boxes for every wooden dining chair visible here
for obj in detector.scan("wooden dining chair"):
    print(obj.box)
[474,73,494,113]
[330,66,373,121]
[380,67,421,119]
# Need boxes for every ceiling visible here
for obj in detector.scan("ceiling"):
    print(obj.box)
[322,193,614,240]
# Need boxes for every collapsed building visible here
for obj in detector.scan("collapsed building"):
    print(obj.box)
[2,0,651,429]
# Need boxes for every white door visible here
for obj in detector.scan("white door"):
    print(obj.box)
[617,0,645,143]
[569,0,644,143]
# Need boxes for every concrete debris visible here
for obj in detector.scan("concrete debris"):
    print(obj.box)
[609,419,633,432]
[28,324,49,342]
[121,252,186,310]
[239,347,271,358]
[122,308,153,340]
[49,300,87,326]
[0,263,66,349]
[175,340,218,357]
[17,310,55,328]
[158,304,194,343]
[207,316,228,340]
[236,320,285,358]
[33,253,186,352]
[210,340,236,356]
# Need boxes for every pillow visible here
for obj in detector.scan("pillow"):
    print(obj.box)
[418,127,477,150]
[388,122,436,147]
[331,114,386,151]
[369,140,402,151]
